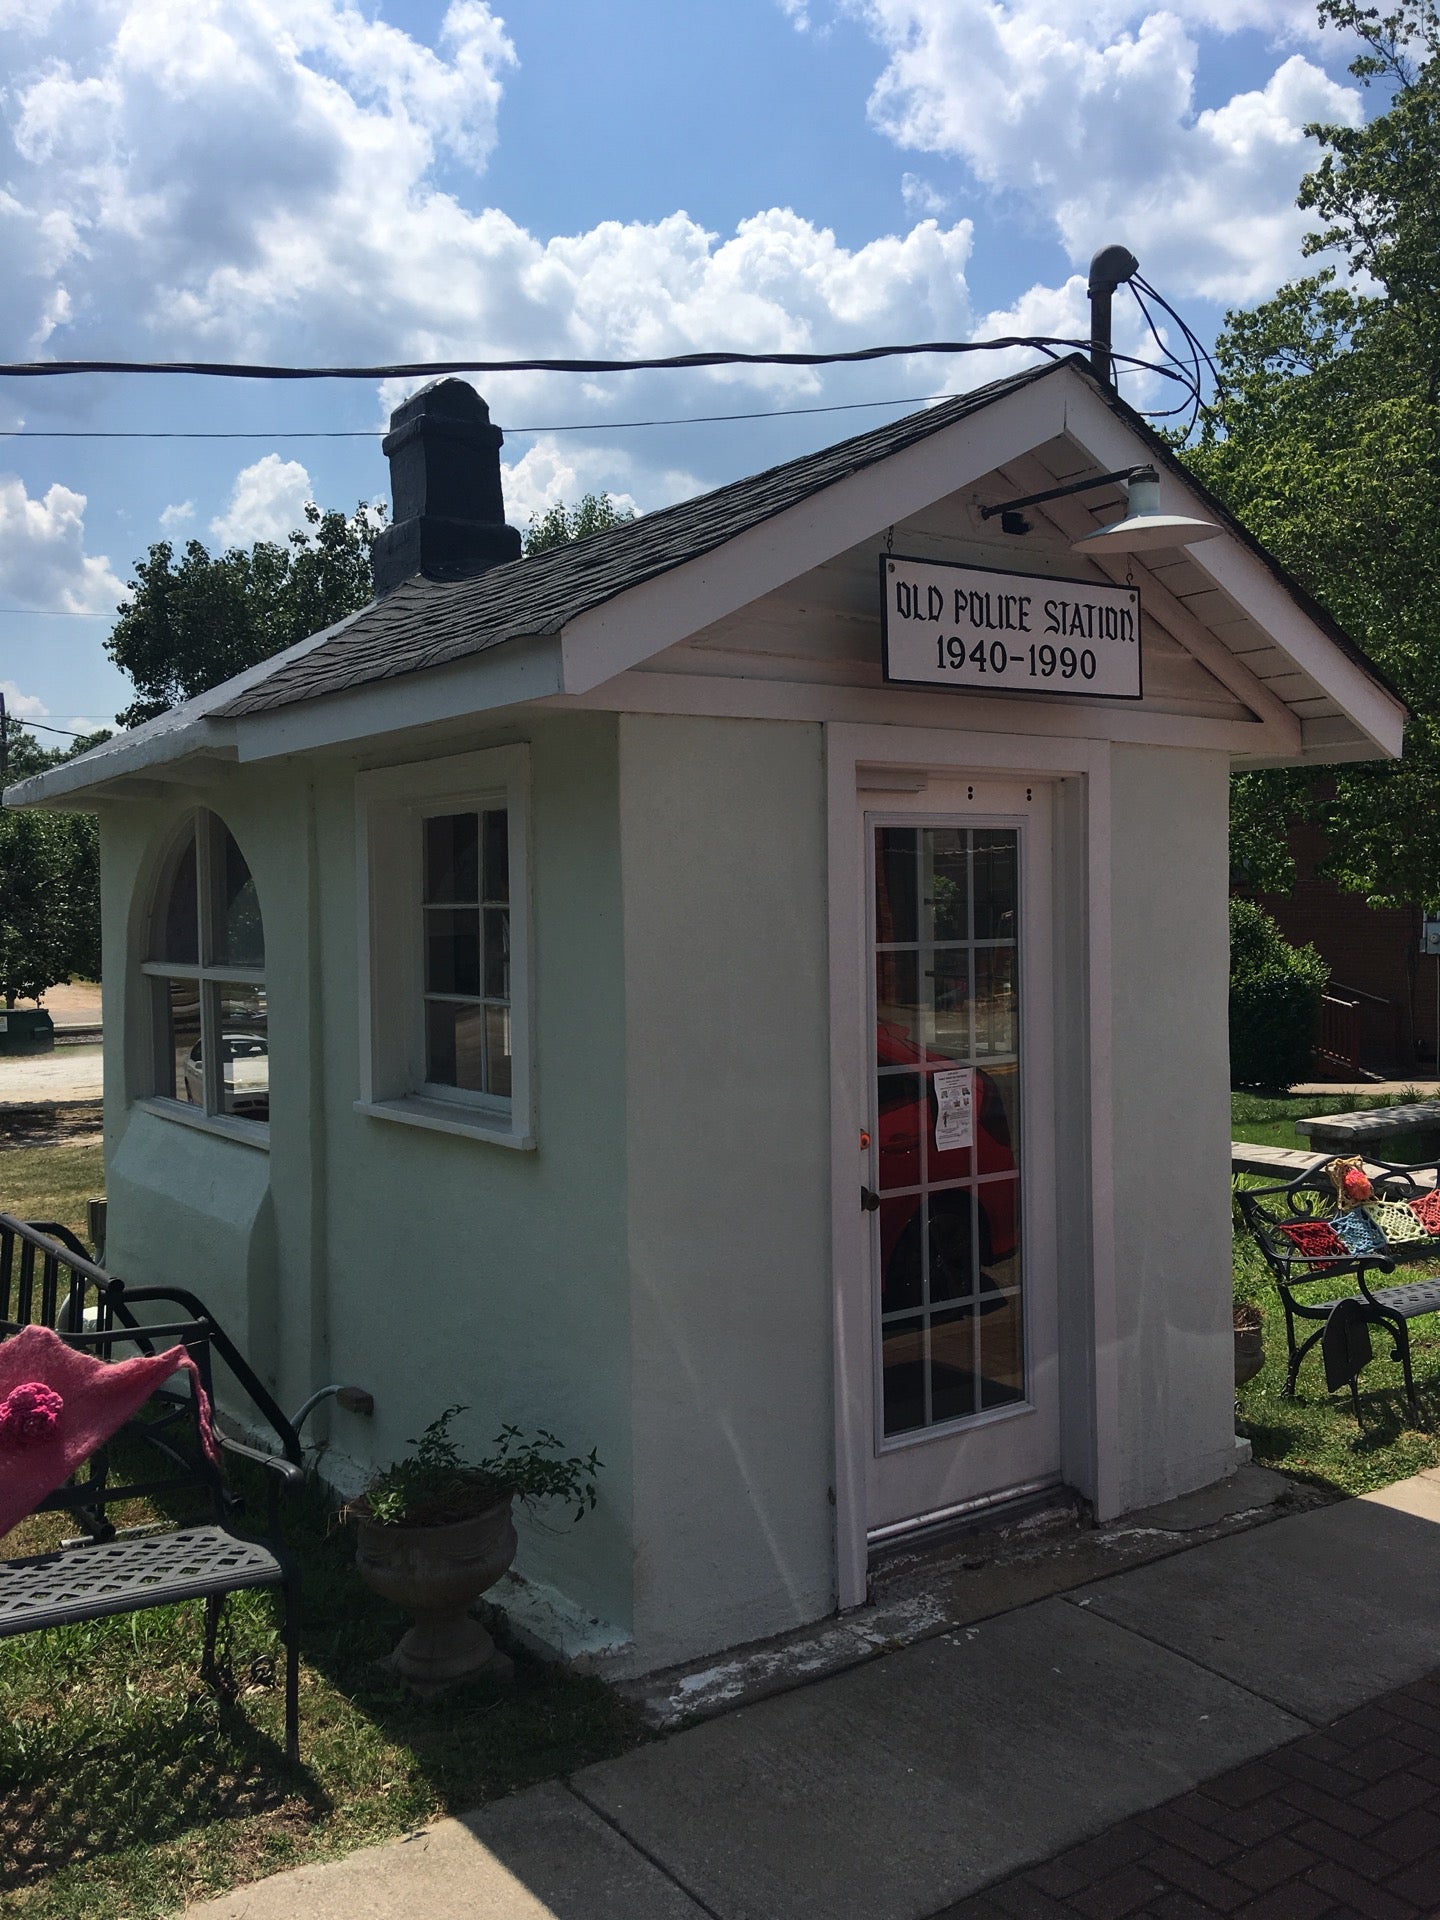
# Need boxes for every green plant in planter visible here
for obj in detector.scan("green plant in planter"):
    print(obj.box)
[360,1406,601,1528]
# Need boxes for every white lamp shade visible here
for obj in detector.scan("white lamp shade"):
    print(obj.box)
[1071,468,1222,555]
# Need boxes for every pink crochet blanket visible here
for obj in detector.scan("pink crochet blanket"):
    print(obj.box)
[0,1324,220,1542]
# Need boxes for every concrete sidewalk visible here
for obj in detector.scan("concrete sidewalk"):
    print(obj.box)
[190,1472,1440,1920]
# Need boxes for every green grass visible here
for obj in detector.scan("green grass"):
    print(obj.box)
[0,1141,646,1919]
[0,1134,104,1244]
[1229,1088,1428,1150]
[1233,1176,1440,1496]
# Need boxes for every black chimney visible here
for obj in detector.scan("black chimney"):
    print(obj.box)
[371,378,522,597]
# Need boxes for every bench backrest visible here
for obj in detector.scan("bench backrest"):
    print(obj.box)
[0,1212,302,1540]
[1237,1159,1440,1287]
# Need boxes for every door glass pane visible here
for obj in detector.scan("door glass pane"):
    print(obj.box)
[874,828,918,944]
[876,1075,923,1193]
[872,823,1023,1440]
[974,947,1017,1058]
[926,951,970,1059]
[925,830,969,941]
[929,1307,975,1425]
[876,950,922,1060]
[881,1316,926,1436]
[978,1294,1025,1409]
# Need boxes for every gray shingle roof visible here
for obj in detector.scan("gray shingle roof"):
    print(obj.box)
[219,360,1058,718]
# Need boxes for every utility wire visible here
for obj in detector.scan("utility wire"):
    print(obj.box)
[0,392,984,441]
[0,336,1200,403]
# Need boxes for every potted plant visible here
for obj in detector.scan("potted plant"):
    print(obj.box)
[350,1406,600,1690]
[1234,1302,1265,1389]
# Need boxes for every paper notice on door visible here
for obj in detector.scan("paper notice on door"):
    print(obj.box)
[933,1067,974,1152]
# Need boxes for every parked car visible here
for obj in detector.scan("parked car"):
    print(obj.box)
[875,1019,1017,1312]
[182,1032,269,1118]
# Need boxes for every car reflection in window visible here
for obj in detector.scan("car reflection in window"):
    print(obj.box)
[182,1032,270,1122]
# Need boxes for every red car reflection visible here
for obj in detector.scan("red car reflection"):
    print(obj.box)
[875,1020,1018,1312]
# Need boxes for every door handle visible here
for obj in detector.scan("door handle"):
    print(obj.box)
[861,1186,880,1213]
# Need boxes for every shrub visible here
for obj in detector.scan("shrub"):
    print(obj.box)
[1229,898,1328,1091]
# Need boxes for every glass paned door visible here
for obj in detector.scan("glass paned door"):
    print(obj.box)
[875,825,1023,1438]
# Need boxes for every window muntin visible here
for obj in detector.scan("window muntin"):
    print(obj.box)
[144,814,268,1129]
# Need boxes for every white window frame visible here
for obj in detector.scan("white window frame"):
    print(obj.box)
[355,745,534,1149]
[137,810,270,1150]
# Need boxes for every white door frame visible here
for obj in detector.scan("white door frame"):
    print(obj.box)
[825,720,1120,1610]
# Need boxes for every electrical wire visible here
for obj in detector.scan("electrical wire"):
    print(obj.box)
[0,391,994,441]
[0,337,1202,415]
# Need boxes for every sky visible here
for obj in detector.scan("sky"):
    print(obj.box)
[0,0,1375,737]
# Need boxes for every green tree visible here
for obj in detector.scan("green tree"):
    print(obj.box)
[107,500,382,726]
[1188,1,1440,909]
[0,721,107,1007]
[523,492,635,556]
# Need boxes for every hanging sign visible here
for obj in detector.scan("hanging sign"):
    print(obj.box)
[881,555,1142,700]
[933,1067,974,1153]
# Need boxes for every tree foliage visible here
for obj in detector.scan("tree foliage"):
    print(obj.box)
[523,492,635,556]
[106,501,382,726]
[1189,1,1440,907]
[0,723,108,1007]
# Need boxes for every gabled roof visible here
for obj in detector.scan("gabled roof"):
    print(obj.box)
[219,362,1056,718]
[3,352,1405,811]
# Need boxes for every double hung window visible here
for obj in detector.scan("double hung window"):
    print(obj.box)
[143,812,268,1133]
[357,746,531,1147]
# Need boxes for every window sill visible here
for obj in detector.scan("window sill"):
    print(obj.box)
[354,1095,535,1151]
[133,1097,271,1152]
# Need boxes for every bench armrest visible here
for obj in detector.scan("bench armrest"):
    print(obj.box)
[216,1432,305,1492]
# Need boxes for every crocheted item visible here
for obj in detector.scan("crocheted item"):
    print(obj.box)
[1409,1188,1440,1236]
[0,1325,219,1540]
[1325,1157,1373,1212]
[1277,1219,1347,1263]
[1368,1198,1429,1246]
[1332,1206,1388,1255]
[0,1382,64,1448]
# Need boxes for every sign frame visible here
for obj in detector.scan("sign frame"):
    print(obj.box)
[879,553,1144,703]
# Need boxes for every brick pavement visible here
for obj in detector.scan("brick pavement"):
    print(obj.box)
[934,1671,1440,1920]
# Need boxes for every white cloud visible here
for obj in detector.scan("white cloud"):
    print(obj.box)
[0,474,127,613]
[159,499,195,529]
[818,2,1362,301]
[901,172,948,216]
[210,454,313,547]
[0,678,48,721]
[1,0,979,434]
[497,433,700,531]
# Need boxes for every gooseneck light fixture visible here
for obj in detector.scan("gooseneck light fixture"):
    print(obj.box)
[980,463,1221,556]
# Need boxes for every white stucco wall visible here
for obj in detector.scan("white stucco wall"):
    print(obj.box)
[617,713,834,1670]
[96,714,637,1642]
[1103,742,1236,1514]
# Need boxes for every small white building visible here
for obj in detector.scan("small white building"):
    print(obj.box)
[6,358,1404,1675]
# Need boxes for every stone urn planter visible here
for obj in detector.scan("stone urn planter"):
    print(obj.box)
[354,1497,518,1689]
[349,1407,600,1694]
[1234,1302,1265,1389]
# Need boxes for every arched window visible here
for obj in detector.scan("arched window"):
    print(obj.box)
[143,812,268,1129]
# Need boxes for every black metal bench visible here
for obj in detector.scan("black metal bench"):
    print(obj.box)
[1236,1158,1440,1410]
[0,1213,306,1764]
